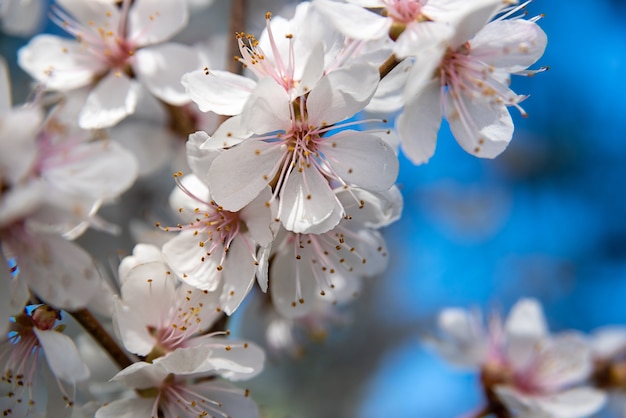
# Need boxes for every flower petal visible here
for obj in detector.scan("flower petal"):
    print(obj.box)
[209,140,284,212]
[95,398,154,418]
[471,19,548,72]
[34,328,90,383]
[128,0,188,46]
[183,69,257,115]
[135,43,202,105]
[314,0,390,41]
[162,230,222,291]
[279,164,343,234]
[270,249,319,318]
[18,35,102,90]
[220,236,257,315]
[320,130,399,191]
[445,91,513,159]
[43,139,138,200]
[12,233,99,309]
[397,78,443,164]
[306,63,379,126]
[79,72,139,129]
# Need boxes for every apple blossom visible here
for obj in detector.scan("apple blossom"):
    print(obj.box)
[429,299,607,417]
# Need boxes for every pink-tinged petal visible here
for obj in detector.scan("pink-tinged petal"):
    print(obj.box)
[156,341,264,380]
[187,131,217,183]
[135,43,202,105]
[270,250,319,319]
[0,107,43,184]
[239,187,275,247]
[0,181,43,228]
[79,72,139,129]
[590,327,626,359]
[471,20,548,72]
[397,78,443,164]
[321,130,399,191]
[128,0,188,46]
[241,78,292,134]
[209,140,284,212]
[43,140,138,200]
[168,174,208,214]
[279,165,343,234]
[307,63,380,126]
[55,0,120,30]
[403,45,445,101]
[12,233,99,309]
[113,298,154,356]
[529,334,593,391]
[110,361,168,388]
[366,57,411,114]
[394,21,453,59]
[495,385,606,418]
[445,91,513,159]
[430,308,487,367]
[118,244,163,282]
[505,298,548,371]
[18,35,103,90]
[182,69,257,115]
[202,115,251,150]
[532,388,607,418]
[95,398,154,418]
[505,298,548,340]
[447,0,508,49]
[0,57,10,112]
[117,262,176,353]
[220,236,257,316]
[34,328,90,383]
[314,0,390,41]
[161,230,222,291]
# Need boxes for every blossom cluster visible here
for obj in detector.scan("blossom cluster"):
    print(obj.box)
[0,0,565,416]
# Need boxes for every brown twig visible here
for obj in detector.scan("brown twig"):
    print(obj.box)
[378,54,402,80]
[69,308,134,370]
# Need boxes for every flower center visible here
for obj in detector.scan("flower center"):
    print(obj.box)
[383,0,426,24]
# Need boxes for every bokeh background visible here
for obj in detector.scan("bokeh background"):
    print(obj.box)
[2,0,626,417]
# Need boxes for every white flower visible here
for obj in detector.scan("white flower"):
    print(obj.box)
[160,173,275,315]
[18,0,199,129]
[268,187,400,318]
[182,3,345,116]
[95,360,260,418]
[430,299,606,418]
[397,0,548,163]
[314,0,457,58]
[0,305,89,417]
[204,63,398,234]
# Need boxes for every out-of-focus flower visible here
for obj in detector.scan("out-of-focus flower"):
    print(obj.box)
[95,360,260,418]
[0,0,45,37]
[160,173,275,315]
[429,299,606,417]
[18,0,200,129]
